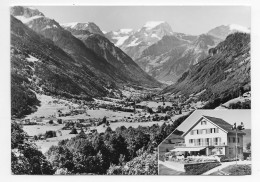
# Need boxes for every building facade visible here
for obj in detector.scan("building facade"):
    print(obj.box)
[175,115,245,158]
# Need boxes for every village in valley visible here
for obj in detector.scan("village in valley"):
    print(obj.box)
[11,86,193,153]
[9,6,251,176]
[11,84,252,154]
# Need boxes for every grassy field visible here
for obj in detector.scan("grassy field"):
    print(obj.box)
[137,101,173,109]
[159,164,183,175]
[23,124,79,153]
[23,125,64,136]
[25,94,78,119]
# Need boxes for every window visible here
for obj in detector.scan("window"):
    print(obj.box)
[205,138,210,146]
[233,137,236,143]
[229,137,231,143]
[203,129,207,134]
[211,128,216,133]
[238,137,240,143]
[201,120,207,125]
[213,137,221,145]
[198,129,203,134]
[216,128,219,133]
[198,139,202,146]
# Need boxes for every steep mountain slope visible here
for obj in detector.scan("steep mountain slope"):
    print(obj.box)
[61,22,104,36]
[105,29,135,47]
[135,34,221,84]
[162,33,250,108]
[11,15,112,117]
[106,21,174,60]
[11,6,160,88]
[207,24,250,40]
[62,25,161,87]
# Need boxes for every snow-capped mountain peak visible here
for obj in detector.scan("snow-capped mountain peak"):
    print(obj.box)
[14,15,44,24]
[61,22,104,35]
[207,24,250,40]
[118,29,134,34]
[228,24,250,33]
[143,21,166,30]
[61,22,89,29]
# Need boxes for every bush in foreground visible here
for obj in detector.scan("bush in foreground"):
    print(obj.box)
[228,165,251,175]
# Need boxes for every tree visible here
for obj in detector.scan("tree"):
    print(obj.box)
[102,116,107,124]
[105,127,112,133]
[11,122,54,175]
[45,130,56,138]
[69,128,78,134]
[107,151,158,175]
[57,119,62,124]
[246,142,251,152]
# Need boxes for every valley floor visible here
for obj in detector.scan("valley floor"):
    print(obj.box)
[21,88,191,154]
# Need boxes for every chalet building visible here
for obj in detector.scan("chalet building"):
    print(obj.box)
[172,115,245,158]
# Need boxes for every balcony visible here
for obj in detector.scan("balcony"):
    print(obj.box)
[188,142,226,147]
[174,143,186,147]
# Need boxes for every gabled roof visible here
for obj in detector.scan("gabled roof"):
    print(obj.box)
[182,115,245,137]
[203,115,245,134]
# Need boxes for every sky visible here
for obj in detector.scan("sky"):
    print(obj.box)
[34,6,251,35]
[176,110,251,133]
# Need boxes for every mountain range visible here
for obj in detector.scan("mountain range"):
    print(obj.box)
[10,6,161,117]
[162,32,250,108]
[10,6,251,116]
[105,22,250,84]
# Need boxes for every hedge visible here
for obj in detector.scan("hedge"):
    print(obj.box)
[184,162,221,175]
[220,156,239,162]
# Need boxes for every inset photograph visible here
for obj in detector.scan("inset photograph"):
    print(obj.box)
[158,110,251,175]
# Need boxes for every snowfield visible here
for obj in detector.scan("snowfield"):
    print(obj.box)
[15,15,44,24]
[26,55,40,62]
[143,21,165,30]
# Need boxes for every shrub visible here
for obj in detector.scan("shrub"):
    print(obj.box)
[184,162,221,175]
[220,156,239,162]
[45,130,56,138]
[57,119,62,124]
[228,165,251,175]
[69,128,78,134]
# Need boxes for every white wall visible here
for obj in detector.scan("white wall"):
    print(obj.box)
[185,117,228,147]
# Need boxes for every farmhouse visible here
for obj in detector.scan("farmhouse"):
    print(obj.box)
[171,115,245,158]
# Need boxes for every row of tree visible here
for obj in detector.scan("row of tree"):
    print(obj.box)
[11,113,191,175]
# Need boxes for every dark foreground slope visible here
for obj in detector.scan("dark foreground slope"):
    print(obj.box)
[162,33,250,108]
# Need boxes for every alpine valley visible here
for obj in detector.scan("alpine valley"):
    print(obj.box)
[10,6,251,176]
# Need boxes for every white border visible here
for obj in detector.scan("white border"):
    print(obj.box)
[1,0,260,182]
